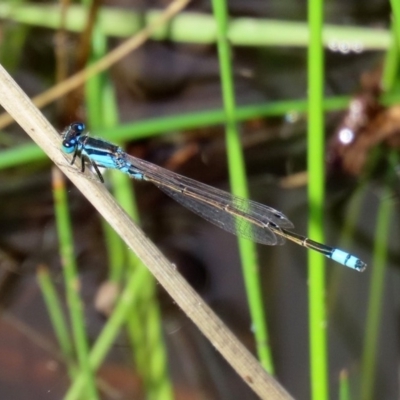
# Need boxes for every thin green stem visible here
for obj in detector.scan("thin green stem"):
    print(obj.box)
[360,6,400,397]
[339,370,351,400]
[381,23,399,92]
[307,0,328,399]
[390,0,400,47]
[36,265,76,377]
[64,266,150,400]
[111,165,173,400]
[86,27,128,284]
[360,188,392,400]
[211,0,274,372]
[8,93,400,170]
[327,184,366,313]
[385,0,400,92]
[0,4,391,50]
[85,28,173,398]
[52,168,99,399]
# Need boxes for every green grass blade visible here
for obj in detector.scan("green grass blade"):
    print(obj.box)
[36,265,76,376]
[307,0,328,399]
[84,26,173,399]
[0,4,391,50]
[1,94,394,171]
[339,370,351,400]
[211,0,274,372]
[52,167,99,399]
[360,187,393,400]
[64,266,150,399]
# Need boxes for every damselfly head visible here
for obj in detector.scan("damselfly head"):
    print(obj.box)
[61,122,86,153]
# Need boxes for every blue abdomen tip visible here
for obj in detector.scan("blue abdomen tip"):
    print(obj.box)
[331,249,366,272]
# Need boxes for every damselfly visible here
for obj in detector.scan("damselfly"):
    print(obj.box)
[61,122,366,272]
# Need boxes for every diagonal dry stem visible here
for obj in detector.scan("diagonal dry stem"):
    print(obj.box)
[0,61,293,400]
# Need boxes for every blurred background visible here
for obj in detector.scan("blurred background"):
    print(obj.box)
[0,0,399,399]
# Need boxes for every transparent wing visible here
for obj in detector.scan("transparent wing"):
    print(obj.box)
[126,154,294,246]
